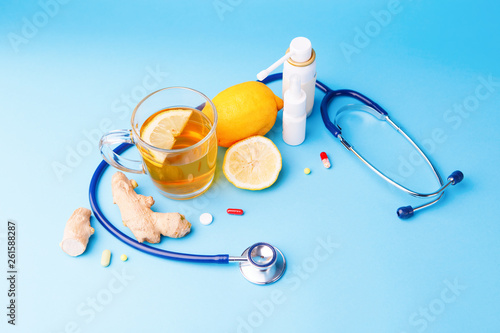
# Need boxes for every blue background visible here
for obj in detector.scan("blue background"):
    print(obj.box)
[1,0,499,332]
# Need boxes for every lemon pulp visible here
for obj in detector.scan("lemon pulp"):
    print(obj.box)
[223,136,282,190]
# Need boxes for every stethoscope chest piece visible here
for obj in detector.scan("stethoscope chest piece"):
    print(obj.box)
[239,243,286,285]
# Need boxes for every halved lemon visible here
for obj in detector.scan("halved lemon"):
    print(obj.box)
[140,109,193,149]
[223,136,282,190]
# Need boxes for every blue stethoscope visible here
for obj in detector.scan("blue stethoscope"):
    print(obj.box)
[89,73,463,285]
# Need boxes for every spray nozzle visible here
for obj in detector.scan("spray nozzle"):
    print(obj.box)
[256,37,312,81]
[257,52,294,81]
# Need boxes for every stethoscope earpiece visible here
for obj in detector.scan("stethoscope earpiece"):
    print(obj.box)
[448,170,464,185]
[397,206,414,219]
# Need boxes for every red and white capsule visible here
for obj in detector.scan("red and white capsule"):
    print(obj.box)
[227,208,244,215]
[320,152,331,169]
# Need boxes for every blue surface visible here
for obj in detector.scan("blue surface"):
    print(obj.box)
[1,0,499,332]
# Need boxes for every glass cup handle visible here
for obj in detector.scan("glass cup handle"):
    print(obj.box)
[99,129,145,174]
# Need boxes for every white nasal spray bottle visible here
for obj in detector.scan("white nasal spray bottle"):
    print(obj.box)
[257,37,316,117]
[282,74,306,146]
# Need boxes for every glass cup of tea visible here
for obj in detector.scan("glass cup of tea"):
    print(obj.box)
[99,87,218,200]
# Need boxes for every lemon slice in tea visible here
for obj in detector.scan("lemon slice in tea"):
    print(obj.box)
[140,108,193,163]
[223,135,282,190]
[141,109,193,149]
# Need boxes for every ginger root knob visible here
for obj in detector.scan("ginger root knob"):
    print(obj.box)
[60,208,94,256]
[111,172,191,243]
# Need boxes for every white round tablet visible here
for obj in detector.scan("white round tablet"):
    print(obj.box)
[199,213,213,225]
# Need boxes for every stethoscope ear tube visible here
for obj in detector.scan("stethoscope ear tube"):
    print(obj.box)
[261,72,464,219]
[397,170,464,219]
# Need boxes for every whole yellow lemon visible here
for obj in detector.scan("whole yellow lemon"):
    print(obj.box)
[208,81,283,147]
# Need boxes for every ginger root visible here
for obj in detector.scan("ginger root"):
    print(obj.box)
[60,208,94,256]
[111,171,191,243]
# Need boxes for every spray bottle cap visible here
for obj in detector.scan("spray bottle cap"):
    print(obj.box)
[289,37,312,63]
[257,37,313,81]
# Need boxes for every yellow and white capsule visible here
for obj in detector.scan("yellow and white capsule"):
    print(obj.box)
[101,249,111,267]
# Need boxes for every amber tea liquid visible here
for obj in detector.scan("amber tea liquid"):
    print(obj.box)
[139,107,217,199]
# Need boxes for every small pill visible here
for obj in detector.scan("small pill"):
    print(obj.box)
[304,168,311,175]
[120,254,128,262]
[320,152,331,169]
[200,213,213,225]
[101,250,111,267]
[227,208,244,215]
